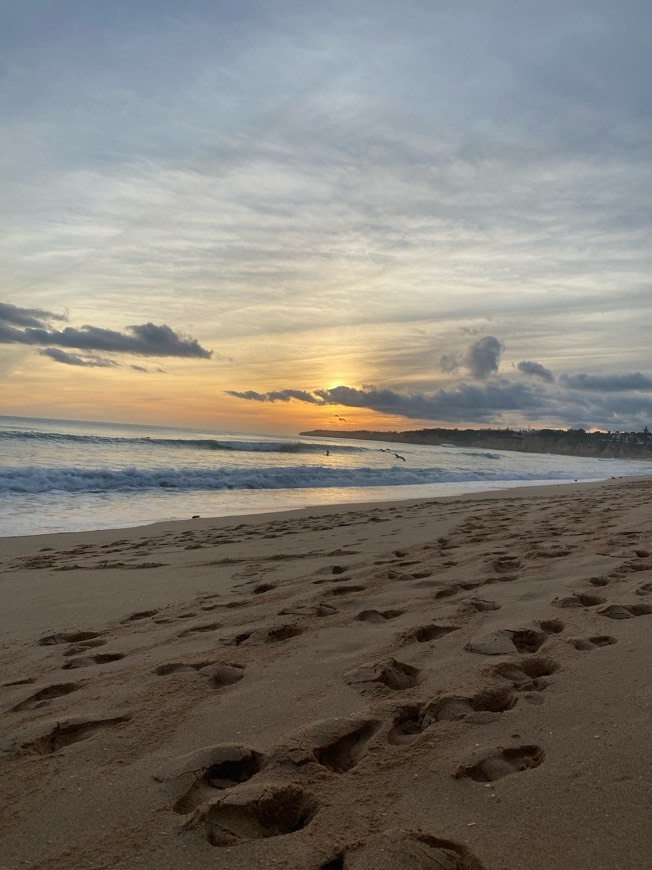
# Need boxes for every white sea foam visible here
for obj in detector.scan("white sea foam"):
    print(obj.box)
[0,463,584,495]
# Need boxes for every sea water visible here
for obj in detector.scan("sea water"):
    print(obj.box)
[1,414,650,537]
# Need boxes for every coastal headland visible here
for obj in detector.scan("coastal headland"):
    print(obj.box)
[1,477,651,869]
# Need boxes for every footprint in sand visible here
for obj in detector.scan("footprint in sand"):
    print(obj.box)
[265,624,303,642]
[326,584,367,596]
[198,662,245,689]
[191,783,318,847]
[490,556,522,574]
[422,686,517,724]
[63,638,108,655]
[38,630,104,646]
[530,543,573,559]
[454,744,545,782]
[155,745,264,814]
[623,557,652,573]
[10,682,80,713]
[387,688,518,746]
[346,658,420,693]
[553,593,606,608]
[321,830,486,869]
[636,582,652,596]
[600,603,652,619]
[309,718,381,773]
[154,660,215,675]
[222,630,254,646]
[461,598,501,613]
[388,705,427,745]
[537,618,565,635]
[20,715,130,755]
[279,604,337,618]
[434,581,480,600]
[355,609,404,623]
[177,621,222,637]
[400,624,460,644]
[491,656,559,692]
[252,582,276,594]
[568,636,617,651]
[62,653,125,669]
[465,628,547,656]
[388,687,515,745]
[119,609,159,623]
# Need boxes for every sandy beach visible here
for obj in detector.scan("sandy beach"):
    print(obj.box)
[1,476,651,869]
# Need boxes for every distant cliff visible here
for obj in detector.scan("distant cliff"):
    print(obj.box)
[300,427,652,461]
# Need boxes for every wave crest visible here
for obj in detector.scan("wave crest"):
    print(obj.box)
[0,464,580,495]
[0,430,363,454]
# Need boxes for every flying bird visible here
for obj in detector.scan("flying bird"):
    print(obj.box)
[393,453,406,462]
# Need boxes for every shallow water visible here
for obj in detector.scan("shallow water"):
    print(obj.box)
[1,415,650,537]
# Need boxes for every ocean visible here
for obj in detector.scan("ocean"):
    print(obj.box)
[1,414,651,538]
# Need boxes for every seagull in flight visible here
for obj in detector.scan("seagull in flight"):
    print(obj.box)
[393,453,406,462]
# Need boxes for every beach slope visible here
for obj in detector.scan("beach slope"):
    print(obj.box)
[1,478,651,869]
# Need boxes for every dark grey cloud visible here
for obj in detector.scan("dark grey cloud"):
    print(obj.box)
[465,336,503,380]
[561,372,652,392]
[226,388,324,404]
[228,367,652,430]
[313,381,543,422]
[228,380,546,422]
[0,302,66,328]
[0,305,212,360]
[0,323,29,344]
[20,322,211,358]
[440,336,503,380]
[517,360,555,383]
[39,348,118,368]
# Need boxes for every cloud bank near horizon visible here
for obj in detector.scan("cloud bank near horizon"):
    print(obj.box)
[227,336,652,431]
[229,376,652,431]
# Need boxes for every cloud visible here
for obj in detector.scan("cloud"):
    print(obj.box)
[20,322,212,358]
[440,336,503,380]
[228,380,546,422]
[0,302,66,328]
[314,381,543,421]
[440,352,461,374]
[0,304,212,360]
[227,368,652,430]
[226,388,324,404]
[560,372,652,392]
[464,336,503,380]
[517,360,555,383]
[39,348,118,368]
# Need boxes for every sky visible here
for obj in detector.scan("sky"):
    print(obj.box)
[1,0,651,434]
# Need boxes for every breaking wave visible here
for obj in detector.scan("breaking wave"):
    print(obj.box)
[0,464,582,494]
[0,430,363,454]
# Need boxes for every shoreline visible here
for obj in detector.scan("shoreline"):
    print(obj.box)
[1,475,650,868]
[0,474,634,552]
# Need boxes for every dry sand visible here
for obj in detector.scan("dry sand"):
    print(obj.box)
[1,477,651,869]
